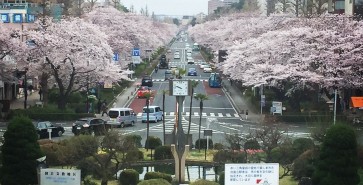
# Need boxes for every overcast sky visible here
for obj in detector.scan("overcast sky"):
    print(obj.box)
[120,0,209,15]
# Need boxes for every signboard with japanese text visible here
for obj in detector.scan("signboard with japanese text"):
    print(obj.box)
[272,101,282,115]
[40,169,81,185]
[225,163,279,185]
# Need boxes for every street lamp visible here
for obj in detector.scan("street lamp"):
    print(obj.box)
[15,68,28,109]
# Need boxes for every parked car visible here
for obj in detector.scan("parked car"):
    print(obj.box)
[141,106,163,123]
[141,76,153,87]
[137,86,152,98]
[72,118,111,136]
[204,67,213,73]
[200,62,208,69]
[188,68,197,76]
[34,121,65,139]
[108,108,137,128]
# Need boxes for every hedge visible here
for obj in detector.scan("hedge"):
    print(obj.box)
[119,169,139,185]
[137,179,171,185]
[154,146,173,160]
[145,136,162,150]
[126,150,144,161]
[195,139,213,150]
[144,172,172,183]
[190,179,219,185]
[8,106,94,121]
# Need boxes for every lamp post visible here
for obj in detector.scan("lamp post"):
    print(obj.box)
[15,69,28,109]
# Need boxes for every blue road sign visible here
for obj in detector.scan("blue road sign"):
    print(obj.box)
[113,53,119,61]
[132,48,140,56]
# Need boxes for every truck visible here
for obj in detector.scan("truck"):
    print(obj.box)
[159,54,169,69]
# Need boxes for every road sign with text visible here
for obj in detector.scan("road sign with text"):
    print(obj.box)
[132,48,140,56]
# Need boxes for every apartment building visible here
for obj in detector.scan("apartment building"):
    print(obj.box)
[208,0,240,15]
[329,0,362,16]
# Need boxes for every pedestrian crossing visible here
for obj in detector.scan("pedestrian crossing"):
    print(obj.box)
[168,61,203,65]
[152,79,208,82]
[136,112,240,118]
[148,119,224,134]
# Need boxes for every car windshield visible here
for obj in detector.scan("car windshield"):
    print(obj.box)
[143,108,155,113]
[189,68,196,71]
[142,76,151,80]
[170,66,177,69]
[109,111,119,118]
[139,86,149,90]
[165,70,172,74]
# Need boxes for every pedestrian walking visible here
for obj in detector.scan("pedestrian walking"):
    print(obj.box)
[245,110,248,120]
[101,100,108,116]
[38,88,43,101]
[155,65,158,73]
[97,99,102,114]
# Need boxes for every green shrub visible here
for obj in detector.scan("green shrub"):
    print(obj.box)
[126,150,144,161]
[195,139,213,150]
[83,175,98,185]
[244,139,260,150]
[219,171,225,185]
[190,179,219,185]
[213,150,246,163]
[125,134,142,148]
[154,164,175,175]
[213,143,224,150]
[8,105,94,121]
[119,169,139,185]
[154,146,173,160]
[145,136,162,150]
[137,179,171,185]
[144,172,172,183]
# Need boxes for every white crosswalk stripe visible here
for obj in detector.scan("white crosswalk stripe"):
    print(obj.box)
[152,79,207,82]
[148,119,223,134]
[135,112,240,118]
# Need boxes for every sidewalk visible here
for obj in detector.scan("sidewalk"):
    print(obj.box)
[221,79,263,124]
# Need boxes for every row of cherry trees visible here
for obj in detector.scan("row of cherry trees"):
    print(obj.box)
[1,7,177,109]
[189,14,363,91]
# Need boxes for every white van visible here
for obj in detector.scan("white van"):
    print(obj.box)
[141,106,163,123]
[108,108,137,128]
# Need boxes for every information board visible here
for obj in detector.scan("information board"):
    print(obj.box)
[40,169,81,185]
[272,101,282,115]
[225,163,279,185]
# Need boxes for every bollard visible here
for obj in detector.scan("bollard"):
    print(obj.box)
[128,96,130,100]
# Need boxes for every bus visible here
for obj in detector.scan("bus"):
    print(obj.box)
[208,73,222,88]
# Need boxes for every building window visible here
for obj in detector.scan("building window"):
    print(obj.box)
[1,14,10,23]
[27,14,35,22]
[335,0,345,9]
[13,14,23,23]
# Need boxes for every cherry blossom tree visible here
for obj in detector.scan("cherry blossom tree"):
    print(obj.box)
[24,18,128,109]
[0,23,27,82]
[84,7,177,68]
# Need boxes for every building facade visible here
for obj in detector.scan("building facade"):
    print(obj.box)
[208,0,240,15]
[330,0,363,16]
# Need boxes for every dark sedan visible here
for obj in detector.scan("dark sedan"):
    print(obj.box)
[34,121,65,139]
[141,76,153,87]
[188,68,197,76]
[72,117,111,136]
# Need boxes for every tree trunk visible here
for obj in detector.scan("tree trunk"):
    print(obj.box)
[101,179,108,185]
[57,94,67,110]
[39,72,49,105]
